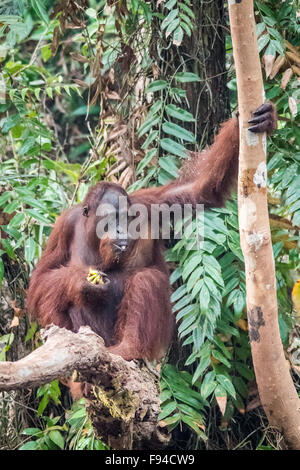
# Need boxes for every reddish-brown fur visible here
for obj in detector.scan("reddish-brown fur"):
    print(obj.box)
[27,107,276,362]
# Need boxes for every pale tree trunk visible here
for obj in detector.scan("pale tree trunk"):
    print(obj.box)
[228,0,300,450]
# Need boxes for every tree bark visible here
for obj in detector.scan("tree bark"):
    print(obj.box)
[0,324,170,450]
[183,0,230,146]
[150,0,230,148]
[228,0,300,450]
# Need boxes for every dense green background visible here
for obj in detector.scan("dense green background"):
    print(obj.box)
[0,0,299,450]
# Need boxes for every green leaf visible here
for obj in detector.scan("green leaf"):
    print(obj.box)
[213,336,231,359]
[162,414,180,426]
[160,138,187,158]
[267,27,283,44]
[19,441,37,450]
[170,87,187,98]
[289,199,300,213]
[211,350,231,368]
[4,199,19,214]
[214,384,226,398]
[21,88,29,100]
[233,377,248,399]
[67,407,86,423]
[30,0,49,24]
[136,149,157,175]
[217,320,239,337]
[171,284,187,303]
[182,253,202,280]
[256,22,266,37]
[292,210,300,226]
[141,130,159,150]
[146,80,167,93]
[24,237,36,263]
[166,104,195,122]
[173,390,204,409]
[0,192,12,206]
[181,415,207,439]
[18,137,36,156]
[21,428,42,436]
[25,209,52,224]
[159,156,179,178]
[159,390,172,403]
[191,279,204,298]
[177,403,204,422]
[264,41,276,57]
[161,9,178,30]
[203,254,221,272]
[48,430,64,450]
[162,121,195,143]
[138,116,160,138]
[46,87,53,99]
[1,238,15,259]
[173,26,184,45]
[233,290,245,317]
[175,72,200,83]
[0,103,10,113]
[256,1,275,18]
[180,20,192,37]
[178,2,195,19]
[165,17,180,37]
[176,304,197,321]
[204,277,222,302]
[37,394,49,416]
[41,44,52,62]
[216,374,236,399]
[86,7,97,18]
[199,283,210,311]
[192,355,211,383]
[158,401,177,420]
[271,39,284,55]
[34,87,41,99]
[172,293,192,312]
[1,114,21,133]
[200,371,216,399]
[141,2,152,23]
[258,33,270,52]
[186,267,204,291]
[158,169,174,185]
[149,100,163,116]
[234,362,254,381]
[165,0,177,9]
[204,264,224,287]
[170,267,183,285]
[178,313,197,334]
[25,322,37,343]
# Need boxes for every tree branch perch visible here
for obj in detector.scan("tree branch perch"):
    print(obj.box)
[0,324,170,450]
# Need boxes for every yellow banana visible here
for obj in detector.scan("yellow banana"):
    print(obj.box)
[87,268,105,285]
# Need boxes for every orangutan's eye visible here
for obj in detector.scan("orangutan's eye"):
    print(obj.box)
[82,205,89,217]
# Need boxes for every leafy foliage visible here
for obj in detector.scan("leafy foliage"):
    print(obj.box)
[19,398,107,450]
[159,364,207,439]
[158,0,300,438]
